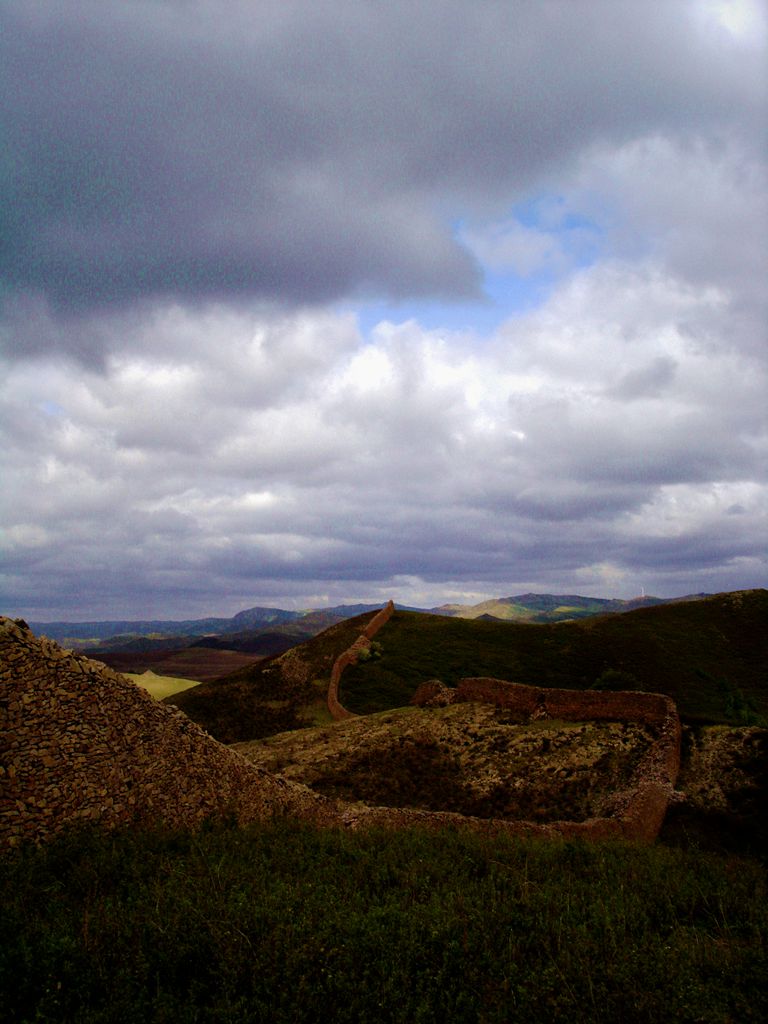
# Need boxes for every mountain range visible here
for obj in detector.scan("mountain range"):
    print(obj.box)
[28,592,710,646]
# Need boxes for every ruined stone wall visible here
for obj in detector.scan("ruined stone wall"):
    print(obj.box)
[455,677,675,729]
[327,601,395,721]
[0,618,337,849]
[362,601,395,639]
[412,676,681,844]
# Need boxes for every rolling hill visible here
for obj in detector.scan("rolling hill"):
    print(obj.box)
[28,603,397,646]
[165,611,378,742]
[28,593,708,647]
[341,591,767,723]
[431,592,710,622]
[164,590,767,742]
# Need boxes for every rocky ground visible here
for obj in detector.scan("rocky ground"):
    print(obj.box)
[235,703,658,823]
[235,706,767,850]
[661,723,767,853]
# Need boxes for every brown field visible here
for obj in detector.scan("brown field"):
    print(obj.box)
[91,647,265,682]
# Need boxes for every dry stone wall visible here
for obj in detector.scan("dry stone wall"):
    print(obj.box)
[0,617,338,849]
[2,609,680,849]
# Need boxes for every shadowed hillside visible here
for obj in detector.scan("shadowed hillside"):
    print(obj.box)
[165,611,378,742]
[341,590,767,723]
[3,609,766,855]
[164,592,766,744]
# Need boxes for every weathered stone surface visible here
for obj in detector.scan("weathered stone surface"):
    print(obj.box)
[1,609,682,848]
[413,677,681,842]
[0,617,338,848]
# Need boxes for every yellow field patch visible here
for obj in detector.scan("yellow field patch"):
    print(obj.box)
[125,671,199,700]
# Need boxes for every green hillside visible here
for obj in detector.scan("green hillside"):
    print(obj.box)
[165,611,376,742]
[432,591,675,622]
[163,591,768,742]
[341,590,768,724]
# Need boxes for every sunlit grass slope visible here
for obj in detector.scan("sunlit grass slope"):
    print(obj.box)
[165,611,375,742]
[125,671,199,700]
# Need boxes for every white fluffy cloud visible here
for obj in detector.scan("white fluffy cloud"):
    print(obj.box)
[2,246,765,616]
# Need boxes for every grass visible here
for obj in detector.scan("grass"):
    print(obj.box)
[340,593,768,723]
[1,820,766,1024]
[160,593,767,742]
[167,612,376,742]
[125,671,199,700]
[298,679,337,727]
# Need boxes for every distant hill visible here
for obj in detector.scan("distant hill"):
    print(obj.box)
[28,593,715,646]
[165,611,377,742]
[164,591,767,742]
[28,602,411,647]
[429,592,709,622]
[189,631,300,656]
[28,607,305,645]
[342,591,767,724]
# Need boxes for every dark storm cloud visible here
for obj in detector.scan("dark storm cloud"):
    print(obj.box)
[2,0,761,327]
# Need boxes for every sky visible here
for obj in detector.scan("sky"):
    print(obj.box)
[1,0,767,620]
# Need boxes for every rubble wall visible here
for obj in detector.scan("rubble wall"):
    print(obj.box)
[2,610,679,848]
[412,676,681,843]
[0,618,336,849]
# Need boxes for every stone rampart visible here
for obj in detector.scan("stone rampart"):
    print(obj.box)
[362,601,395,639]
[454,677,675,728]
[0,617,337,849]
[412,676,681,843]
[327,601,395,721]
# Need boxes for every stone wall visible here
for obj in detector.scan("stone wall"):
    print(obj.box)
[411,676,681,843]
[0,617,338,849]
[327,601,395,720]
[362,601,396,639]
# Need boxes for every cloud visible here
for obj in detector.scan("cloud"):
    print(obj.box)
[2,253,766,617]
[2,0,764,334]
[1,1,766,617]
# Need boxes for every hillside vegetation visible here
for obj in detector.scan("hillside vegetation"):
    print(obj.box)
[163,591,767,742]
[433,591,680,621]
[3,599,767,1021]
[341,591,768,724]
[236,704,657,823]
[165,611,376,741]
[2,821,766,1024]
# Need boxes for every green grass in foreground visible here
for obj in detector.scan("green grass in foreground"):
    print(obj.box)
[2,822,766,1023]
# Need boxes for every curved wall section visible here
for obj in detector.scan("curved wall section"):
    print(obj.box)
[327,601,395,720]
[411,676,681,843]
